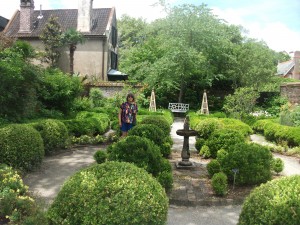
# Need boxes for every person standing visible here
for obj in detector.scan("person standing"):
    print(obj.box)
[118,93,138,137]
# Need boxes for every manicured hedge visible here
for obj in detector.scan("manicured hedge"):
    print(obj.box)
[0,124,44,171]
[63,111,110,137]
[140,115,171,137]
[32,119,69,155]
[47,162,169,225]
[252,119,300,147]
[239,175,300,225]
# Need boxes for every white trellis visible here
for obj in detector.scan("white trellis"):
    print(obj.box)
[149,89,156,112]
[200,90,209,114]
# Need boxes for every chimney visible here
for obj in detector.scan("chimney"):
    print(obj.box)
[77,0,93,32]
[293,51,300,80]
[19,0,35,33]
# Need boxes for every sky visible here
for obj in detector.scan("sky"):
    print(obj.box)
[1,0,299,53]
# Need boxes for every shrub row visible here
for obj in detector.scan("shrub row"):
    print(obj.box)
[252,119,300,147]
[63,111,110,137]
[0,112,110,171]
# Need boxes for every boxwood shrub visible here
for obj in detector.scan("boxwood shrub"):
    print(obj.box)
[128,124,171,157]
[239,175,300,225]
[32,119,69,155]
[63,112,109,137]
[0,124,44,171]
[47,162,168,225]
[211,172,228,196]
[107,136,173,190]
[205,129,245,158]
[140,116,171,137]
[220,143,273,185]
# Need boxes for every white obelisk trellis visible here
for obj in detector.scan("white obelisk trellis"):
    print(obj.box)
[149,89,156,112]
[200,90,209,114]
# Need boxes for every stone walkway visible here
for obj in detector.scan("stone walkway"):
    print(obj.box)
[22,118,300,211]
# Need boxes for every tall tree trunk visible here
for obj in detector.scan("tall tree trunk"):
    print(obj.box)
[178,76,185,103]
[69,45,76,75]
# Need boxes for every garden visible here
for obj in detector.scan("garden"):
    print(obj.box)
[1,3,300,224]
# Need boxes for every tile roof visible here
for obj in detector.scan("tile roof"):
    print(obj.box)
[277,60,295,76]
[4,8,112,38]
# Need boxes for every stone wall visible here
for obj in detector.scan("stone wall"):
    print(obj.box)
[87,82,143,98]
[280,82,300,105]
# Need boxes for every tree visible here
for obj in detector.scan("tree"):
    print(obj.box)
[61,28,85,75]
[223,87,260,119]
[40,16,62,67]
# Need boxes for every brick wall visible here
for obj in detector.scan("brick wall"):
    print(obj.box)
[280,82,300,104]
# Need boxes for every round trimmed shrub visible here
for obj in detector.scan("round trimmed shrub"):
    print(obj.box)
[107,136,173,190]
[140,116,171,137]
[206,159,221,178]
[32,119,69,155]
[128,124,171,157]
[128,124,166,146]
[239,175,300,225]
[93,150,108,164]
[211,172,228,196]
[47,162,168,225]
[220,143,273,185]
[205,128,245,158]
[194,118,220,139]
[271,158,284,174]
[0,124,44,171]
[107,136,163,176]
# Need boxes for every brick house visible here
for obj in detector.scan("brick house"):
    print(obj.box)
[277,51,300,80]
[3,0,127,81]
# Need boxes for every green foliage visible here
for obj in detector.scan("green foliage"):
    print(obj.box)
[128,124,171,157]
[239,175,300,225]
[93,150,108,164]
[0,164,48,224]
[216,149,228,163]
[195,137,205,152]
[37,68,83,115]
[194,118,221,139]
[107,136,173,190]
[32,119,69,155]
[128,124,165,145]
[107,136,162,176]
[0,48,41,121]
[71,134,105,145]
[71,97,93,112]
[211,172,228,196]
[11,40,36,59]
[223,87,260,119]
[47,162,168,225]
[89,88,106,107]
[64,112,110,137]
[199,145,211,159]
[271,158,284,174]
[220,143,273,185]
[205,129,245,158]
[140,115,171,136]
[252,119,300,147]
[0,124,44,171]
[206,159,221,178]
[39,16,62,67]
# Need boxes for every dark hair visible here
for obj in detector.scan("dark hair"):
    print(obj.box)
[126,93,135,101]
